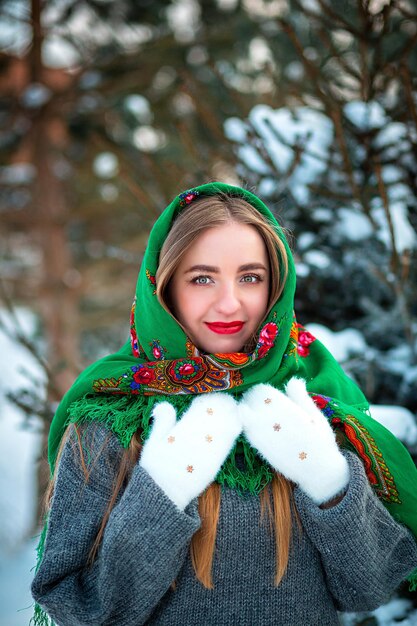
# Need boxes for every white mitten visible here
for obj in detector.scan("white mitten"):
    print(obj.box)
[140,393,241,510]
[240,377,349,505]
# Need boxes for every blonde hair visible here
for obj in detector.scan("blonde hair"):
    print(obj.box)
[46,192,296,590]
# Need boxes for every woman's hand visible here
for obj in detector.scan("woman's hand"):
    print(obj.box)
[240,377,349,505]
[140,393,241,510]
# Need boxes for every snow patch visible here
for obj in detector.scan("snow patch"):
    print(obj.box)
[372,203,417,252]
[335,207,373,242]
[297,232,316,251]
[224,117,248,143]
[344,100,387,130]
[305,323,367,363]
[0,308,45,624]
[0,311,44,550]
[93,152,119,179]
[225,105,334,205]
[374,122,407,148]
[303,250,331,270]
[370,405,417,447]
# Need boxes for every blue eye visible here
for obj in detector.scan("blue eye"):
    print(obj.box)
[241,274,260,283]
[192,276,211,285]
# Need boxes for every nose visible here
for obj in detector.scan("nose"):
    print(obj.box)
[214,283,241,316]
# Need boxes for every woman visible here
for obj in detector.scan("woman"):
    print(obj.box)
[32,182,417,626]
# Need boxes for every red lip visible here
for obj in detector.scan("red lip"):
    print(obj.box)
[205,321,244,335]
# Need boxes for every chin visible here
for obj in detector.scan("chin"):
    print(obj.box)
[193,330,251,355]
[204,341,245,354]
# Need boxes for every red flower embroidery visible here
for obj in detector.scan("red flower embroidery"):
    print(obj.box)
[133,366,156,385]
[298,331,315,347]
[153,346,162,359]
[179,363,196,376]
[312,395,327,409]
[145,269,157,294]
[259,322,278,346]
[130,327,139,357]
[179,189,200,207]
[149,340,166,361]
[130,299,140,358]
[296,328,316,357]
[257,344,269,359]
[256,321,278,359]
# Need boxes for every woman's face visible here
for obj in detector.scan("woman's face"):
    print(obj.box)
[170,222,270,353]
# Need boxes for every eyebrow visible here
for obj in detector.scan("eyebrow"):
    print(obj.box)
[184,263,268,274]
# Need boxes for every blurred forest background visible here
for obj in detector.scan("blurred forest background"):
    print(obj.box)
[1,0,417,624]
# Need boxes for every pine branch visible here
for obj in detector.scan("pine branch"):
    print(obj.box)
[373,157,399,271]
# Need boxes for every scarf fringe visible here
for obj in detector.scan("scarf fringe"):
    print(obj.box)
[67,393,274,495]
[31,521,55,626]
[67,393,201,443]
[30,603,54,626]
[407,569,417,592]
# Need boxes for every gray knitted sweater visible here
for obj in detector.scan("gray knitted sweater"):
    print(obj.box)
[32,423,417,626]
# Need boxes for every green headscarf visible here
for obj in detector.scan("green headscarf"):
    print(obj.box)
[45,182,417,587]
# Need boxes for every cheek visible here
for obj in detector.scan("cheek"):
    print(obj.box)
[174,289,207,326]
[251,287,269,321]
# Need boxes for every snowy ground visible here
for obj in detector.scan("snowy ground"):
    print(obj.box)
[0,538,39,626]
[0,310,416,625]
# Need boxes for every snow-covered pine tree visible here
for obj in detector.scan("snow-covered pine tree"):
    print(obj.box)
[225,0,417,422]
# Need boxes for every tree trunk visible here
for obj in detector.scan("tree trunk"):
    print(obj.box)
[29,0,81,526]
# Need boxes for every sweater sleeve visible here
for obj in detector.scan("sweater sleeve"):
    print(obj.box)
[31,423,201,626]
[294,450,417,612]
